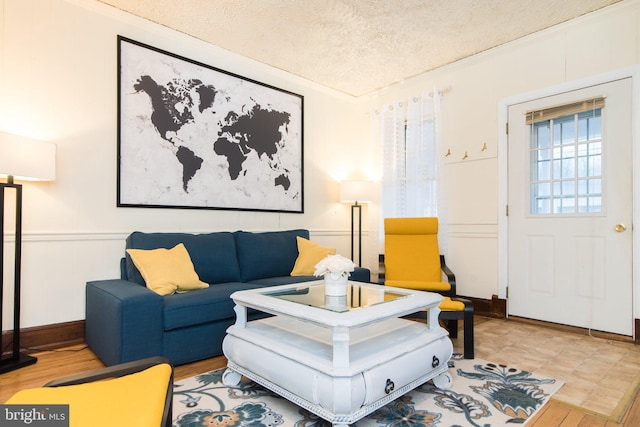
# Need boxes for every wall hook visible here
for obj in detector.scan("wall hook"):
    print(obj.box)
[462,151,469,160]
[481,143,488,151]
[445,148,451,157]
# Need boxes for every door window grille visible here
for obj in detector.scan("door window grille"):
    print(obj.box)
[528,99,603,215]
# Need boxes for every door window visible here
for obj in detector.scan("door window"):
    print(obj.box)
[529,107,602,214]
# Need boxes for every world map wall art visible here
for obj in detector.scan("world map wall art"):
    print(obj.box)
[117,36,304,213]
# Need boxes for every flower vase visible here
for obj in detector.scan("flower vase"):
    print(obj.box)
[324,272,348,296]
[325,295,348,311]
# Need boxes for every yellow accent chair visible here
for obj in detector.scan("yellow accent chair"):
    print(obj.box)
[380,217,474,359]
[5,356,173,427]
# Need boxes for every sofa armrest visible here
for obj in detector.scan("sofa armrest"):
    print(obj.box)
[351,266,371,283]
[86,279,164,366]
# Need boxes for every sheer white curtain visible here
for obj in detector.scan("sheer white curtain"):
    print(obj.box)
[370,89,447,275]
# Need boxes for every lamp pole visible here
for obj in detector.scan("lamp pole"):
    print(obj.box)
[351,201,362,267]
[0,132,55,373]
[0,175,37,374]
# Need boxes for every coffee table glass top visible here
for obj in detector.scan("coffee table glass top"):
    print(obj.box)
[260,282,409,313]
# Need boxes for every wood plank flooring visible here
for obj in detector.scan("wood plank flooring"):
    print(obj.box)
[0,344,226,403]
[1,342,639,426]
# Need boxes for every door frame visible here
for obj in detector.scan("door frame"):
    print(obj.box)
[497,65,640,336]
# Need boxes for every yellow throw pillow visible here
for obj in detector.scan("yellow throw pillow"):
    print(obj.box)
[290,236,336,276]
[126,243,208,295]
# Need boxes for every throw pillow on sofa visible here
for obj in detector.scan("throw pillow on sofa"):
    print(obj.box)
[126,243,209,295]
[290,236,336,276]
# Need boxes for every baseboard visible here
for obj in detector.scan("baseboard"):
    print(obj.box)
[462,294,506,319]
[1,320,85,356]
[3,301,630,354]
[508,315,635,343]
[469,298,636,343]
[0,294,508,355]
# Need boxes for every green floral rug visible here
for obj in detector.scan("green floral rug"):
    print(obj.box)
[172,359,563,426]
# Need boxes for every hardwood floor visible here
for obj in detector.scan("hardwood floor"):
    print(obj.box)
[1,343,639,426]
[0,344,227,403]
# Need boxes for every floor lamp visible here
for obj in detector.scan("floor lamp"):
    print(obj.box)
[340,180,373,267]
[0,132,56,374]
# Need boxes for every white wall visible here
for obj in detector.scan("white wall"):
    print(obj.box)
[3,0,640,329]
[0,0,370,328]
[358,0,640,305]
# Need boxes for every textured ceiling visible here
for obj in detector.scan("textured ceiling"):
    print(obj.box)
[97,0,621,97]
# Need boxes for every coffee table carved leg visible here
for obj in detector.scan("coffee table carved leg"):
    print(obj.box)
[432,372,453,390]
[222,368,242,386]
[233,304,247,328]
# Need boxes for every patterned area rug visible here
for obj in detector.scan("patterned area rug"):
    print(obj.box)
[173,359,563,426]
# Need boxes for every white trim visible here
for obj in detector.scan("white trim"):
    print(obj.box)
[2,228,365,242]
[498,66,640,329]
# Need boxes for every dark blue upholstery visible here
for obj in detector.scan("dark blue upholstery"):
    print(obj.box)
[247,267,370,286]
[125,231,241,285]
[85,229,371,367]
[159,308,272,366]
[85,279,164,365]
[235,229,309,282]
[247,275,319,287]
[163,282,261,331]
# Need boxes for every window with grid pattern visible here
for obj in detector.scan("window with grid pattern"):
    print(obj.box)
[529,108,602,214]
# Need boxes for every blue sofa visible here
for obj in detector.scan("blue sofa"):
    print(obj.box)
[85,229,370,366]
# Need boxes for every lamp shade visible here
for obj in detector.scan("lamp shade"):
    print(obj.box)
[0,132,56,181]
[340,180,373,203]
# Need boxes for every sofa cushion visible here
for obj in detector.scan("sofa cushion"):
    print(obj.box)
[248,268,373,287]
[247,275,320,287]
[126,243,209,295]
[290,236,336,276]
[349,267,371,283]
[162,282,264,331]
[125,232,241,285]
[235,229,309,282]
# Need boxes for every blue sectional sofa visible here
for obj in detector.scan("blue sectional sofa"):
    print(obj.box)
[85,229,370,366]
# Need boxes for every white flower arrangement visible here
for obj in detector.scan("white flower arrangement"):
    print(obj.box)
[314,254,355,279]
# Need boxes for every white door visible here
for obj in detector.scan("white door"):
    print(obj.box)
[507,78,633,336]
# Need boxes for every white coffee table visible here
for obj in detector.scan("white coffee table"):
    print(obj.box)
[222,280,453,426]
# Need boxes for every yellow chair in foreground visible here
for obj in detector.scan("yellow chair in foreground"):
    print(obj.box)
[380,217,474,359]
[6,356,173,427]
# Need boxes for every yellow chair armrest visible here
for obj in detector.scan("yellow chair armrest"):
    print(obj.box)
[439,296,466,311]
[7,363,172,427]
